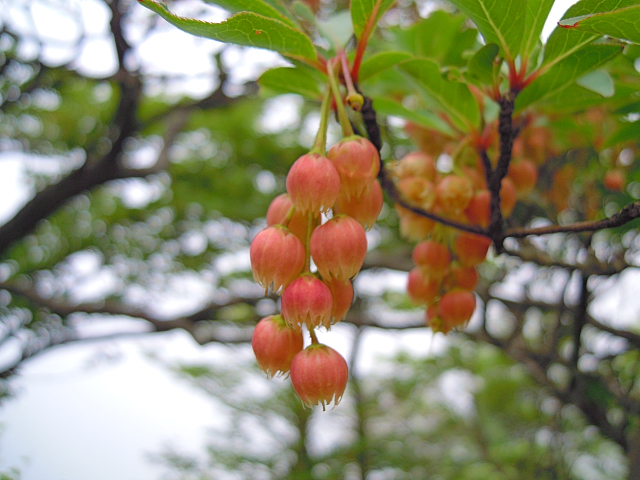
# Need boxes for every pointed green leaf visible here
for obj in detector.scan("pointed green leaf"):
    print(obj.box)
[292,1,317,23]
[538,82,638,113]
[542,0,637,70]
[318,11,354,50]
[576,70,614,97]
[516,44,622,110]
[258,0,299,21]
[351,0,397,39]
[536,84,611,112]
[359,51,413,82]
[467,43,499,85]
[559,5,640,45]
[397,58,480,131]
[387,12,478,67]
[616,99,640,115]
[605,120,640,147]
[446,0,526,61]
[138,0,317,62]
[258,67,322,99]
[371,97,455,135]
[203,0,298,28]
[522,0,555,59]
[411,11,466,61]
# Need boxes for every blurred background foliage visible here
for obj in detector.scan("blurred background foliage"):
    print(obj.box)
[1,0,640,479]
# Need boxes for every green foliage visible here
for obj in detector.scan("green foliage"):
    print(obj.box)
[139,0,317,62]
[203,0,299,28]
[516,44,623,110]
[258,67,323,99]
[446,0,526,62]
[350,0,397,39]
[397,58,481,131]
[467,43,500,86]
[542,0,638,69]
[560,5,640,45]
[522,0,556,59]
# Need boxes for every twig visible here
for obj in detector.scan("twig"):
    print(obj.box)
[506,201,640,238]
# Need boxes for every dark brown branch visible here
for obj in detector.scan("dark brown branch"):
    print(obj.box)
[478,149,493,186]
[569,271,590,390]
[106,0,131,69]
[0,53,241,259]
[506,201,640,238]
[503,241,630,276]
[587,317,640,350]
[0,73,142,257]
[487,92,516,252]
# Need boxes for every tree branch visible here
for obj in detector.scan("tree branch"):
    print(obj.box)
[505,201,640,238]
[504,241,630,276]
[0,73,141,257]
[487,92,516,252]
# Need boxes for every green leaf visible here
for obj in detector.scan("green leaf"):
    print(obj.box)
[291,1,317,24]
[371,96,455,135]
[576,70,614,97]
[386,12,478,67]
[516,44,622,110]
[543,0,637,71]
[351,0,397,39]
[467,43,499,85]
[411,11,466,61]
[538,82,638,113]
[203,0,297,28]
[616,99,640,114]
[258,67,322,99]
[605,120,640,147]
[446,0,526,61]
[138,0,317,63]
[397,58,480,131]
[559,5,640,45]
[359,51,413,82]
[318,10,354,51]
[522,0,555,59]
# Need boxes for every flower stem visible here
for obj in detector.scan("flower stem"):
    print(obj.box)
[327,60,355,138]
[309,326,319,345]
[310,87,333,156]
[282,205,296,228]
[341,53,364,112]
[304,212,313,272]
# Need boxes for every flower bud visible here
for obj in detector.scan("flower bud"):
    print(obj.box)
[250,225,305,293]
[454,232,491,267]
[328,136,380,200]
[252,315,304,377]
[395,205,435,241]
[310,215,367,281]
[448,263,479,291]
[290,344,348,410]
[412,240,451,279]
[266,193,317,244]
[438,289,476,331]
[407,268,441,305]
[334,179,383,230]
[282,274,333,330]
[435,174,473,216]
[393,151,437,181]
[286,153,341,215]
[323,277,354,324]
